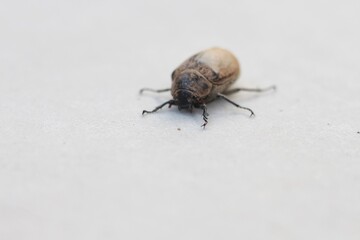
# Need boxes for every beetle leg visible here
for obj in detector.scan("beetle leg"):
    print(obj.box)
[168,101,175,108]
[217,93,255,117]
[223,85,276,95]
[139,88,171,94]
[142,100,175,115]
[200,104,209,128]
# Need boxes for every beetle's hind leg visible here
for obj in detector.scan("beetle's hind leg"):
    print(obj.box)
[139,88,171,94]
[223,85,276,95]
[200,104,209,128]
[217,93,255,117]
[142,100,175,115]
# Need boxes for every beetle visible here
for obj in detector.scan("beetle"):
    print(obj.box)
[140,47,275,128]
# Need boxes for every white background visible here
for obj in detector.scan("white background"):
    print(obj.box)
[1,0,360,239]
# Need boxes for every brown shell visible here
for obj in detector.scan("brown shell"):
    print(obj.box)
[172,48,240,83]
[171,47,240,101]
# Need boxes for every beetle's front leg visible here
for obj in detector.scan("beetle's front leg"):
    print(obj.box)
[142,100,175,115]
[200,104,209,128]
[217,93,255,117]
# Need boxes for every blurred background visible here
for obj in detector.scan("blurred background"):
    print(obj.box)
[1,0,359,239]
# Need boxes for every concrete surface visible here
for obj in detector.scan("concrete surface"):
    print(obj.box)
[1,0,359,239]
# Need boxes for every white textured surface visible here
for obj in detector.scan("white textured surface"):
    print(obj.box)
[1,0,360,239]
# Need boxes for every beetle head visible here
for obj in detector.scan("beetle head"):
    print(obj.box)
[171,71,211,106]
[176,90,195,111]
